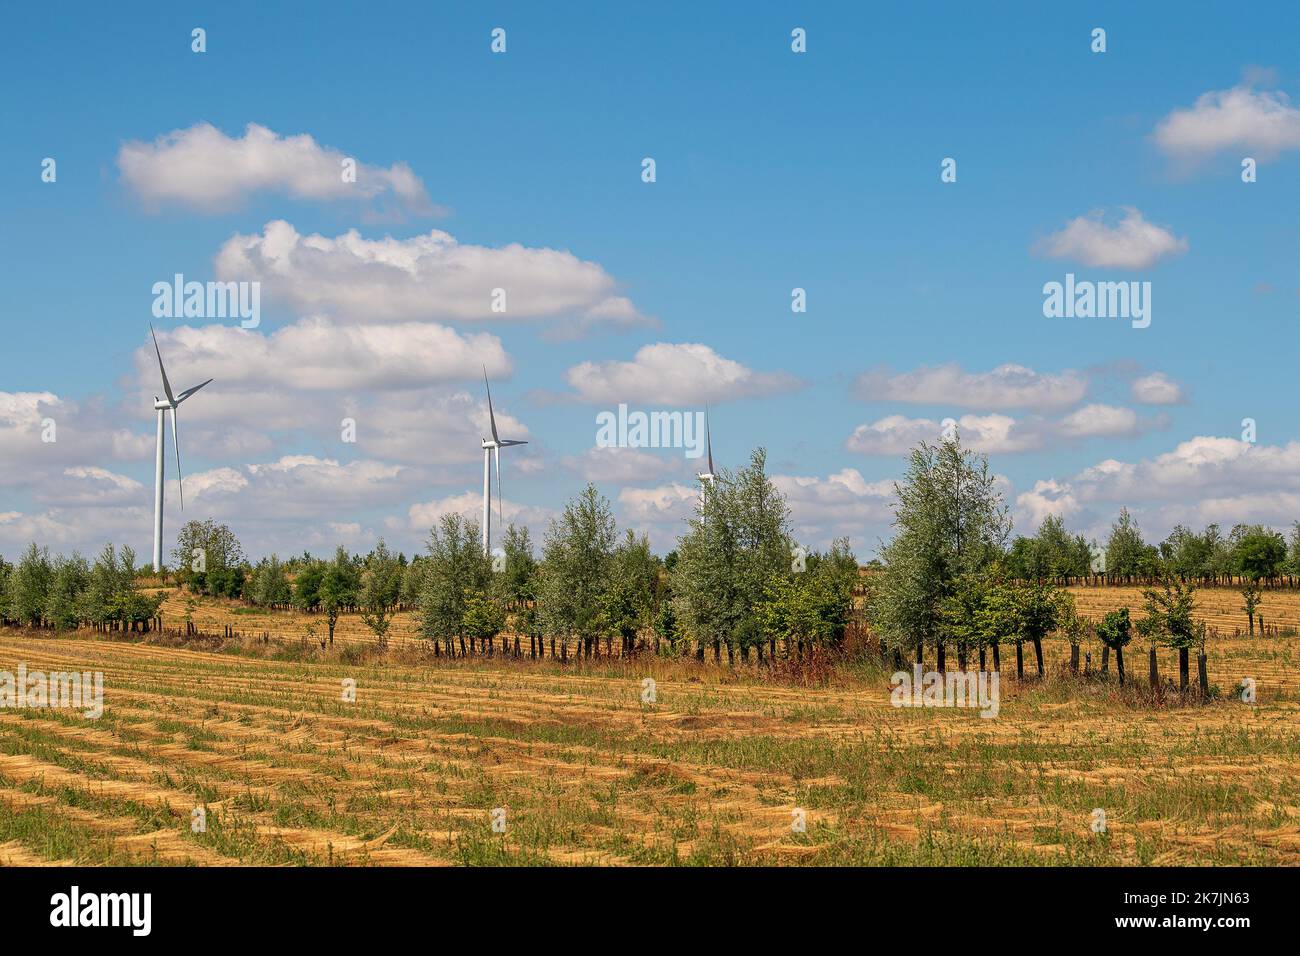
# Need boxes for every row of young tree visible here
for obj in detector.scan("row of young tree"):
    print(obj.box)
[0,450,859,662]
[0,543,161,632]
[869,437,1219,693]
[1004,507,1300,587]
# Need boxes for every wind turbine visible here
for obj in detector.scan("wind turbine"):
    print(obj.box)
[696,405,716,492]
[480,369,527,555]
[148,325,212,573]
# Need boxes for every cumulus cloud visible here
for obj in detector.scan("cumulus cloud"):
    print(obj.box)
[855,363,1088,411]
[0,391,151,487]
[1057,404,1142,439]
[562,446,683,484]
[774,468,894,547]
[1153,83,1300,163]
[846,414,1036,456]
[215,220,647,335]
[1035,208,1188,270]
[1016,436,1300,543]
[405,492,555,536]
[847,406,1159,456]
[118,122,437,216]
[131,325,528,468]
[1131,371,1184,405]
[135,319,509,393]
[563,343,802,405]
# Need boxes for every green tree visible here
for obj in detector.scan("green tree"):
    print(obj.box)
[44,553,90,630]
[319,547,359,647]
[871,435,1009,666]
[7,543,52,628]
[419,513,489,657]
[358,539,403,650]
[538,485,617,659]
[1096,608,1133,685]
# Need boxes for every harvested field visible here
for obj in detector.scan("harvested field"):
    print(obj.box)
[1,587,1298,866]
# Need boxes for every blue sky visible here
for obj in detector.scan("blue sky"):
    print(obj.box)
[3,1,1300,561]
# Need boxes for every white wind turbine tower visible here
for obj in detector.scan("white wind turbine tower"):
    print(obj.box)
[695,405,716,494]
[149,325,212,573]
[480,368,527,555]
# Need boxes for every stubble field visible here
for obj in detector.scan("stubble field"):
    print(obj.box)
[0,584,1297,866]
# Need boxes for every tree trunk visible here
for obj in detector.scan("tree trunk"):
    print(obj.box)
[713,639,721,663]
[1070,644,1079,675]
[1101,645,1110,674]
[1148,647,1158,690]
[936,641,946,673]
[1197,653,1209,697]
[1015,641,1024,680]
[991,642,1000,672]
[915,642,923,666]
[1179,647,1189,692]
[978,644,986,672]
[957,642,967,671]
[1115,646,1125,686]
[1032,636,1044,677]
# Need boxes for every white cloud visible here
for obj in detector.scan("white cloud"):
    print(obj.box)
[774,468,894,548]
[136,319,508,393]
[1154,83,1300,162]
[1057,404,1141,439]
[215,220,647,335]
[847,406,1159,456]
[1018,436,1300,543]
[405,492,555,536]
[846,414,1036,456]
[118,122,437,216]
[564,343,802,405]
[1035,208,1188,270]
[1131,371,1184,405]
[855,363,1088,411]
[562,446,683,484]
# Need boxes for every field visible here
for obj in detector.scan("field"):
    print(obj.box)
[0,585,1297,866]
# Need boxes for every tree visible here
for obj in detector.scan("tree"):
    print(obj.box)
[7,543,52,628]
[319,547,359,647]
[45,553,90,630]
[1104,508,1149,580]
[672,449,792,663]
[1240,580,1262,636]
[1141,578,1198,690]
[358,539,402,650]
[1096,608,1133,685]
[293,559,326,613]
[1015,579,1058,678]
[602,530,659,656]
[419,513,489,657]
[172,519,245,596]
[538,485,617,659]
[249,555,292,608]
[1053,590,1089,673]
[1232,526,1286,584]
[871,435,1009,666]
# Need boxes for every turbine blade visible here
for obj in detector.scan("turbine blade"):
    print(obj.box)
[483,367,500,443]
[176,378,213,404]
[150,324,176,405]
[170,407,184,510]
[705,406,713,474]
[495,445,503,533]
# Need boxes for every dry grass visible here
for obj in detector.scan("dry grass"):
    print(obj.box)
[0,583,1295,866]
